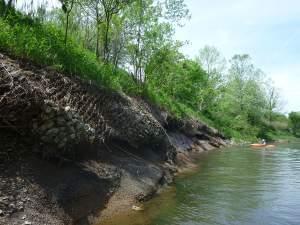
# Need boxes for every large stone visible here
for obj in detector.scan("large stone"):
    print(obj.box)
[56,117,66,125]
[64,106,71,112]
[46,128,59,136]
[45,106,52,114]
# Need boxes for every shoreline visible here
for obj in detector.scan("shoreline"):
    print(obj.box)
[0,52,227,225]
[93,146,224,225]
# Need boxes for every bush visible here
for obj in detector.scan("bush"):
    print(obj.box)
[0,12,140,95]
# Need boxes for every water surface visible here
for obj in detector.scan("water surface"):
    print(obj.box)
[103,143,300,225]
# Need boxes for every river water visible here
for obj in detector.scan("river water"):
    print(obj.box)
[103,143,300,225]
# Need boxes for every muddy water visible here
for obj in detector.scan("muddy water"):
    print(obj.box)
[101,143,300,225]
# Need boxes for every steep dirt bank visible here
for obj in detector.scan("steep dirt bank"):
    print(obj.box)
[0,53,226,225]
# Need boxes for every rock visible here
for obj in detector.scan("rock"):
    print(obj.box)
[0,209,4,216]
[76,123,84,130]
[24,221,32,225]
[56,117,66,125]
[0,196,8,202]
[58,143,65,149]
[132,205,144,211]
[89,127,95,133]
[89,136,95,143]
[22,215,26,220]
[68,126,75,134]
[43,121,55,130]
[54,136,61,144]
[65,106,71,112]
[67,121,74,127]
[32,122,38,130]
[45,106,52,114]
[84,124,90,131]
[66,112,73,120]
[41,135,49,142]
[48,128,59,135]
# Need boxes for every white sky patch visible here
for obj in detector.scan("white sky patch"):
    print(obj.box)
[269,65,300,113]
[175,0,300,112]
[15,0,60,12]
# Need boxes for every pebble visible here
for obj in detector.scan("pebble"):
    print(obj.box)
[65,106,71,112]
[132,205,144,211]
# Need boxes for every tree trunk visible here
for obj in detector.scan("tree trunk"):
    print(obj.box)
[103,16,110,63]
[3,0,13,17]
[96,22,100,58]
[95,7,100,58]
[63,0,74,47]
[0,0,5,16]
[64,12,70,46]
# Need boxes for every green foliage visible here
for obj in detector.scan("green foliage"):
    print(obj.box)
[0,3,294,142]
[145,44,210,115]
[289,112,300,137]
[0,12,139,94]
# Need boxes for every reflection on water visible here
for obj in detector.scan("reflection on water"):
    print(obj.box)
[102,143,300,225]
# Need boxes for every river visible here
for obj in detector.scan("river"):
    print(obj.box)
[102,143,300,225]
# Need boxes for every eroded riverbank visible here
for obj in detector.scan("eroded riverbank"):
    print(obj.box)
[0,53,226,225]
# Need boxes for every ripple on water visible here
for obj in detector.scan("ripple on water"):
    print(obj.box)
[101,143,300,225]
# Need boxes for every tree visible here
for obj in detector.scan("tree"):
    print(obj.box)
[226,54,265,113]
[100,0,132,63]
[121,0,188,83]
[196,45,226,112]
[0,0,5,16]
[164,0,190,26]
[146,44,208,111]
[209,54,268,138]
[2,0,13,16]
[289,112,300,136]
[60,0,76,46]
[265,81,282,124]
[196,45,226,79]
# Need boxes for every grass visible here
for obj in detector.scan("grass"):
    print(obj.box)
[0,12,140,94]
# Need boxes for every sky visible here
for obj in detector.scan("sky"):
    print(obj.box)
[175,0,300,113]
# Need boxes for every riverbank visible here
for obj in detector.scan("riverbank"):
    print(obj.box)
[0,53,226,225]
